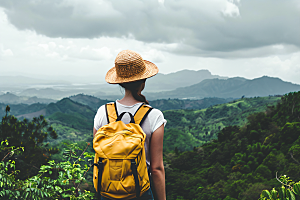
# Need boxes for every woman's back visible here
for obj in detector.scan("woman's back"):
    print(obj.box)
[94,100,166,168]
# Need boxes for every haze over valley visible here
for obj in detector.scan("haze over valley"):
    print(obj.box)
[1,69,299,103]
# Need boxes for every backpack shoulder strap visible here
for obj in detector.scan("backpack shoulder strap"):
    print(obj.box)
[134,104,153,125]
[105,102,118,123]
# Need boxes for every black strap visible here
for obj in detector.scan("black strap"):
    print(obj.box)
[114,102,119,117]
[139,107,153,126]
[116,112,135,123]
[105,104,110,123]
[92,158,103,199]
[131,159,140,198]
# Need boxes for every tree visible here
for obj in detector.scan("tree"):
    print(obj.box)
[0,106,58,179]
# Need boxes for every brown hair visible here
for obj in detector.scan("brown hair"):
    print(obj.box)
[119,79,149,104]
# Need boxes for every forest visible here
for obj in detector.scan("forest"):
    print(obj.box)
[0,92,299,199]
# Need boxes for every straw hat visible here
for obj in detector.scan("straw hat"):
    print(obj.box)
[105,50,159,84]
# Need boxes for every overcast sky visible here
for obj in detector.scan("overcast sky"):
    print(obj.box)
[0,0,299,84]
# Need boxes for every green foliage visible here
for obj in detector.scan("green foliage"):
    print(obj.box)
[0,106,58,179]
[259,174,300,200]
[0,140,95,199]
[164,91,300,200]
[149,98,233,111]
[48,112,93,130]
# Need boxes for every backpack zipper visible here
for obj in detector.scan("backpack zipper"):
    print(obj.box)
[94,130,142,139]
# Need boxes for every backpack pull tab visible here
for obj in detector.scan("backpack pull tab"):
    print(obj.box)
[131,159,140,198]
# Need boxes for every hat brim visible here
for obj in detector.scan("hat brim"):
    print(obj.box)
[105,60,159,84]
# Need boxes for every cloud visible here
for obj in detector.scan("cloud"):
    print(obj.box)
[22,38,113,61]
[0,44,14,57]
[142,49,166,63]
[222,0,240,17]
[0,0,299,58]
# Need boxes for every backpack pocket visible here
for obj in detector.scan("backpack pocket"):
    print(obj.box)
[109,159,123,181]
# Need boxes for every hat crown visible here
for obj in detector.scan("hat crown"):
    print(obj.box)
[115,50,146,78]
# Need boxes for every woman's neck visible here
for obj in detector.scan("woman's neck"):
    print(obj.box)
[118,89,142,106]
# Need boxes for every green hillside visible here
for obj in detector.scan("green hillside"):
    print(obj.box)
[164,91,300,200]
[69,94,111,111]
[46,98,95,119]
[45,98,96,143]
[163,96,281,152]
[50,95,280,151]
[0,102,47,118]
[2,95,281,153]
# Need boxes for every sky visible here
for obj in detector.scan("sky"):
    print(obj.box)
[0,0,300,84]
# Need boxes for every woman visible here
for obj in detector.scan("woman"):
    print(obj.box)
[93,50,167,200]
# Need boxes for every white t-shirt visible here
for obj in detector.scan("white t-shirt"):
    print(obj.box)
[94,100,167,168]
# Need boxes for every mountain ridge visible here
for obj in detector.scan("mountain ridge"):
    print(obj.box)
[146,76,300,99]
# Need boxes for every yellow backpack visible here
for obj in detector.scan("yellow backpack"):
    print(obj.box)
[93,102,153,199]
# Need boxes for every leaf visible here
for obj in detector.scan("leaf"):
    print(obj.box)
[293,182,300,195]
[261,190,271,199]
[270,188,278,200]
[286,189,296,200]
[279,186,286,200]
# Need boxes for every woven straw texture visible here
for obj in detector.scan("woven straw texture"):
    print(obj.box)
[105,50,159,84]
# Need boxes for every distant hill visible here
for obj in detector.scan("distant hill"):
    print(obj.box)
[147,76,300,99]
[69,94,111,111]
[0,92,56,104]
[19,88,80,100]
[69,94,233,112]
[144,69,226,92]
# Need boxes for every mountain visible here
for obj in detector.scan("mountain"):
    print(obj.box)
[0,92,56,104]
[4,71,298,101]
[147,76,300,99]
[144,69,226,92]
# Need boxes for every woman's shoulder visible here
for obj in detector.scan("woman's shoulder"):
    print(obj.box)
[95,102,112,118]
[148,107,164,117]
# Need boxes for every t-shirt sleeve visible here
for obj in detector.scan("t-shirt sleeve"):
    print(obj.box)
[149,108,167,133]
[94,105,106,131]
